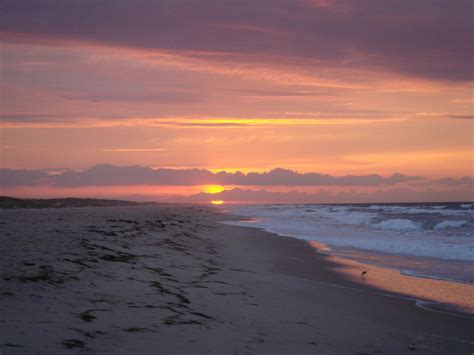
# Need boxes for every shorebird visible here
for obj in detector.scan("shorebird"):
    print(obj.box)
[360,271,367,280]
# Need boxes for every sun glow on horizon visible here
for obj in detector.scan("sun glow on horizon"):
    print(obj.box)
[211,200,224,205]
[202,185,225,194]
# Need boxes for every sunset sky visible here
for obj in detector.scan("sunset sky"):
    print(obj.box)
[0,0,472,203]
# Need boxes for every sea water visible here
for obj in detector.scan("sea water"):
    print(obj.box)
[225,202,474,283]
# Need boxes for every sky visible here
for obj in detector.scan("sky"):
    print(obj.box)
[0,0,472,203]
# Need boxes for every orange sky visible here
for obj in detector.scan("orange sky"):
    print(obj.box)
[0,1,472,203]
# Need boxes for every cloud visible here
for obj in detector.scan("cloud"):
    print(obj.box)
[223,89,332,98]
[446,114,474,120]
[2,166,471,203]
[59,91,203,104]
[2,164,424,187]
[3,165,472,191]
[52,165,215,187]
[0,0,471,82]
[215,168,423,186]
[167,122,249,128]
[100,148,167,153]
[0,168,52,187]
[0,113,74,123]
[430,176,474,186]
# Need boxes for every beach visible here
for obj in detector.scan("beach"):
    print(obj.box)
[1,205,473,354]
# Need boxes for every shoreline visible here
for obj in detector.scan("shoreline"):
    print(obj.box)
[214,218,474,353]
[221,215,474,316]
[1,205,473,354]
[221,220,474,318]
[308,242,474,317]
[329,246,473,285]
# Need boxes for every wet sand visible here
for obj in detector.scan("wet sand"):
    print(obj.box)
[0,205,473,354]
[306,241,474,314]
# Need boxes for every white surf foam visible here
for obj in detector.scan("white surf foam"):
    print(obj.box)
[373,218,422,231]
[227,204,474,263]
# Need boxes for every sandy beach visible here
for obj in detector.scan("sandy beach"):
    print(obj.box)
[1,205,473,354]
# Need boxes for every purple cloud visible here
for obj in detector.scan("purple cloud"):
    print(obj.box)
[53,164,214,187]
[2,164,424,187]
[59,91,203,104]
[0,168,52,187]
[0,0,471,82]
[430,176,474,186]
[446,114,474,120]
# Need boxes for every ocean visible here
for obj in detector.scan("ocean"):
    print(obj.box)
[225,202,474,284]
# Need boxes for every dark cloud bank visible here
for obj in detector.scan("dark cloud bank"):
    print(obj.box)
[1,164,471,188]
[0,0,471,82]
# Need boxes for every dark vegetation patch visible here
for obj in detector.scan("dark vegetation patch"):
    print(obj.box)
[159,238,188,252]
[118,219,140,224]
[69,328,101,339]
[189,311,215,320]
[89,298,114,305]
[149,281,190,304]
[2,343,24,348]
[78,310,96,323]
[175,293,190,304]
[123,327,153,333]
[99,252,137,263]
[163,315,203,326]
[3,265,66,285]
[63,258,90,267]
[146,267,173,278]
[61,339,85,349]
[86,227,119,236]
[190,281,207,289]
[230,268,256,273]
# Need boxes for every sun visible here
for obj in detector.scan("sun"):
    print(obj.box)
[211,200,224,205]
[202,185,225,194]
